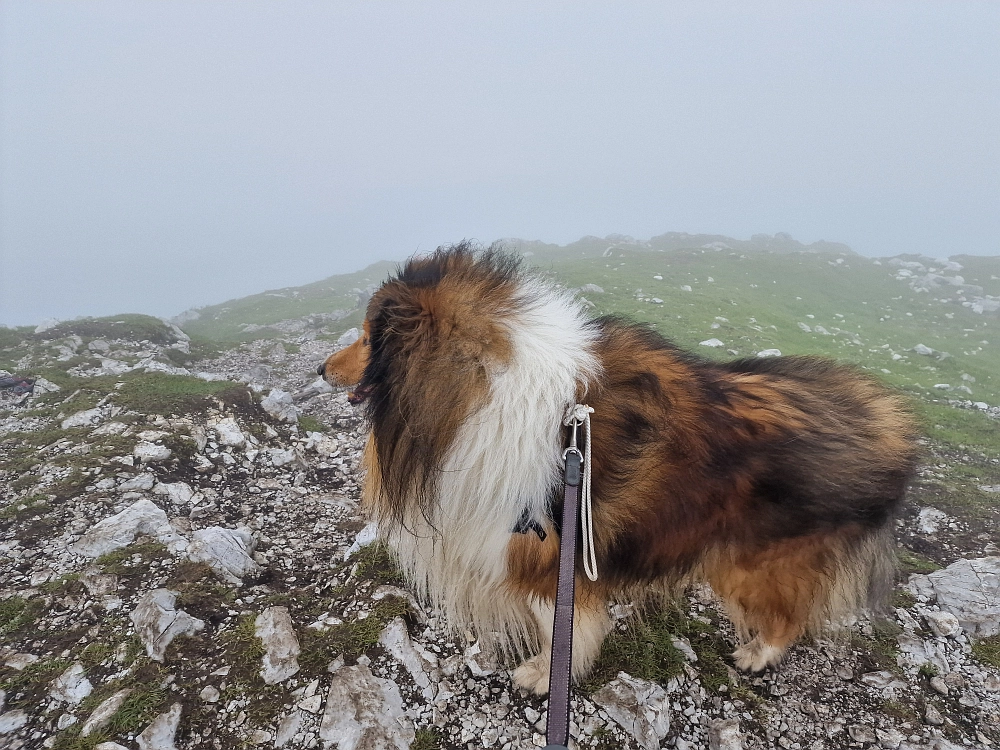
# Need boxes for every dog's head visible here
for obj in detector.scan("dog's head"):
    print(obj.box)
[318,320,372,404]
[320,243,521,519]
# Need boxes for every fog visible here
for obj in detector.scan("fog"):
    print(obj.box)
[1,1,998,326]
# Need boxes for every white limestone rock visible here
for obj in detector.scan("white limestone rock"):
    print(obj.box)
[186,526,260,585]
[320,662,415,750]
[152,481,199,508]
[709,718,743,750]
[255,607,301,685]
[756,348,781,358]
[213,417,246,448]
[71,498,188,557]
[136,702,182,750]
[261,389,299,424]
[0,709,28,735]
[275,711,303,747]
[917,507,948,535]
[699,338,725,348]
[344,522,379,560]
[81,688,132,737]
[49,663,93,705]
[924,610,962,638]
[592,672,671,750]
[909,556,1000,636]
[119,472,156,492]
[61,408,104,430]
[130,589,205,662]
[379,617,437,700]
[133,441,172,463]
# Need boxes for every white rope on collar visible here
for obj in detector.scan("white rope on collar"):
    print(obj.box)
[564,403,598,581]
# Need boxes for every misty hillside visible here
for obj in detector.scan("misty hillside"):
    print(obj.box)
[1,233,999,750]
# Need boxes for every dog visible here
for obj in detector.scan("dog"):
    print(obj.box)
[318,243,919,694]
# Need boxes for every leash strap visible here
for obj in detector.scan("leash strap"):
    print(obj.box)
[545,443,582,748]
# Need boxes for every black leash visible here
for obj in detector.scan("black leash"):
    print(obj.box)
[544,427,584,749]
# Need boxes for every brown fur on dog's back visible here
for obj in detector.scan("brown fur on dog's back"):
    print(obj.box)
[508,318,917,659]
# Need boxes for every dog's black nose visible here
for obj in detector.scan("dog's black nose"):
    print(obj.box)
[316,362,326,377]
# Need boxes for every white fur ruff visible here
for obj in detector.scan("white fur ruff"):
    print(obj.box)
[384,279,601,654]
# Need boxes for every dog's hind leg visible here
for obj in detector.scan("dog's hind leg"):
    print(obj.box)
[512,592,611,695]
[706,538,832,673]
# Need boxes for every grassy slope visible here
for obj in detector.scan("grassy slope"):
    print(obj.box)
[173,236,1000,459]
[180,260,398,342]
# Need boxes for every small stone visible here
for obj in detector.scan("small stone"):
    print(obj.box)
[592,672,670,749]
[4,653,39,671]
[924,610,961,638]
[709,718,743,750]
[929,676,949,695]
[924,703,944,725]
[199,686,220,703]
[94,744,129,750]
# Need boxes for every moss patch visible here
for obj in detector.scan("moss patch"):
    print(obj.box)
[0,595,45,639]
[298,414,326,434]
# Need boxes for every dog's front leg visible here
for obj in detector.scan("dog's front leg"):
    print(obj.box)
[512,592,611,695]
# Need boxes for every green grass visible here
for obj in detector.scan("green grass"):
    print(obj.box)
[94,542,170,576]
[411,728,443,750]
[180,260,397,342]
[351,542,406,587]
[298,596,411,675]
[0,595,44,639]
[33,314,181,346]
[298,414,326,434]
[972,635,1000,668]
[583,607,685,691]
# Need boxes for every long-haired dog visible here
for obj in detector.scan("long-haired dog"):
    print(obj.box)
[319,244,919,693]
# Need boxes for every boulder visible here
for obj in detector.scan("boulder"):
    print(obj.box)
[378,617,436,699]
[133,441,172,463]
[61,408,104,430]
[319,662,415,750]
[261,389,299,423]
[186,527,259,585]
[49,663,93,705]
[909,557,1000,636]
[592,672,670,750]
[136,702,182,750]
[130,589,205,662]
[81,688,132,737]
[0,710,28,735]
[71,498,188,557]
[213,417,246,448]
[255,607,301,685]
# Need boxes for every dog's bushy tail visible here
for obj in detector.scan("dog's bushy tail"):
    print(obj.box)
[819,525,898,632]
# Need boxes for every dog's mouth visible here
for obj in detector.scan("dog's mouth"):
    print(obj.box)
[347,385,372,405]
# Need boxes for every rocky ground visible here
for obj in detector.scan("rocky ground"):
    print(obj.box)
[1,320,998,750]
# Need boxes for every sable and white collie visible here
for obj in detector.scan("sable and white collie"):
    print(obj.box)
[319,244,918,694]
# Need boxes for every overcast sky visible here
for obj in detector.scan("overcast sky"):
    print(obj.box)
[2,2,998,326]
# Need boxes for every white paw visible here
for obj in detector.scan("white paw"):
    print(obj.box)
[732,640,785,672]
[512,653,550,695]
